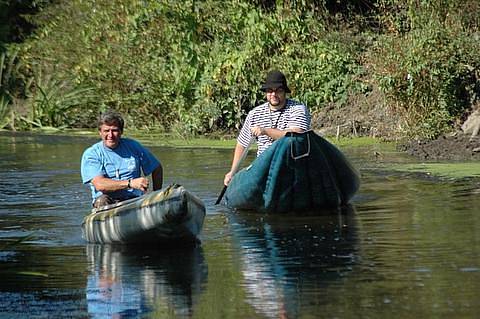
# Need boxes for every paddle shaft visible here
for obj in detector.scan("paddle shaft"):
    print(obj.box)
[215,185,228,205]
[215,141,253,205]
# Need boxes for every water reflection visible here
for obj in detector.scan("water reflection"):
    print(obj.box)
[86,244,208,318]
[228,206,358,318]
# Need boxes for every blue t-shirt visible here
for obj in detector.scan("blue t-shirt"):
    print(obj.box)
[81,138,160,203]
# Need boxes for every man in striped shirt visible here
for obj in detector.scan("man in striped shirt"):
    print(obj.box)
[223,70,311,186]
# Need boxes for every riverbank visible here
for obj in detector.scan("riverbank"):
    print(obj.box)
[0,127,381,150]
[3,127,479,180]
[311,94,480,163]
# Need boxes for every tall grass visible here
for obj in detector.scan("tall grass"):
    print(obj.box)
[23,66,97,128]
[1,49,98,130]
[0,50,19,129]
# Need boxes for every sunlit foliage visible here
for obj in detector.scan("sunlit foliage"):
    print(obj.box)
[0,0,479,139]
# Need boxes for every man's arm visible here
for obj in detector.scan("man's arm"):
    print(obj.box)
[224,143,246,186]
[251,126,305,140]
[91,175,149,193]
[151,164,163,191]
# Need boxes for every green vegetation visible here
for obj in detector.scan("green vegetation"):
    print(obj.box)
[393,162,480,179]
[370,2,480,139]
[0,0,479,140]
[325,136,386,149]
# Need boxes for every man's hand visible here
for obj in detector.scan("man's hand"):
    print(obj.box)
[251,126,265,137]
[224,171,233,186]
[129,177,149,192]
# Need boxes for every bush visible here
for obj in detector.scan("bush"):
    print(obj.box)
[369,15,480,138]
[6,0,478,139]
[15,0,364,134]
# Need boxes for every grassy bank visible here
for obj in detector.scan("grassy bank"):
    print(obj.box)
[1,127,380,149]
[393,163,480,179]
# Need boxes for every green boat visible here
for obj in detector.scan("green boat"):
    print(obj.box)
[82,184,205,244]
[224,131,360,213]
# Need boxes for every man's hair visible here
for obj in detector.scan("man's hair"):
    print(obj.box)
[97,110,124,132]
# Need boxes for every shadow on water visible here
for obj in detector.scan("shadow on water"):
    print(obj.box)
[85,244,208,318]
[227,205,358,318]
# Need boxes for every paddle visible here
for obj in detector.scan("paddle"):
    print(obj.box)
[215,140,253,205]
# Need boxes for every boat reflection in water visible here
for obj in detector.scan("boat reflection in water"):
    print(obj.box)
[85,244,208,318]
[229,206,358,318]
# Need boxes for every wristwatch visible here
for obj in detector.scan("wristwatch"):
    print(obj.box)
[127,179,132,189]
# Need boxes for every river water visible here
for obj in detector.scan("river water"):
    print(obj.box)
[0,132,479,318]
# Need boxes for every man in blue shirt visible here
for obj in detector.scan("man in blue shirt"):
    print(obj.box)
[81,110,163,208]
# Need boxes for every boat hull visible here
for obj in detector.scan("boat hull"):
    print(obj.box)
[225,131,360,213]
[82,184,205,244]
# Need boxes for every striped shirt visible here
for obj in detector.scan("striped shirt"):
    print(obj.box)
[238,99,311,156]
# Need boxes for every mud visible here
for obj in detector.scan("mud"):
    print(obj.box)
[398,133,480,161]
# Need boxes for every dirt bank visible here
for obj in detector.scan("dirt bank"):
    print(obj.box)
[397,133,480,161]
[312,88,480,161]
[312,89,403,140]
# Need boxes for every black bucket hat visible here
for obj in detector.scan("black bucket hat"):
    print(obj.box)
[260,70,291,93]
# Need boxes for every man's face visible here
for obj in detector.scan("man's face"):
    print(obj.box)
[266,87,286,109]
[99,124,122,149]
